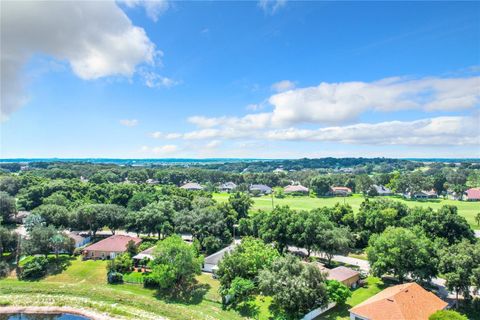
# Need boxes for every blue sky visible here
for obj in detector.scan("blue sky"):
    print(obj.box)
[1,1,479,158]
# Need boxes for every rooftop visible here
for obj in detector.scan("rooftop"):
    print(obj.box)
[326,266,359,282]
[349,282,447,320]
[83,235,141,252]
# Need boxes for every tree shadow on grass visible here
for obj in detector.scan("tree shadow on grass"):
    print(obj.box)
[154,280,211,305]
[235,301,260,318]
[47,255,75,275]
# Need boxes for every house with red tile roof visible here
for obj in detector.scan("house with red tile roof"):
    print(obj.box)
[284,184,309,194]
[466,187,480,201]
[349,282,447,320]
[83,235,141,260]
[330,186,352,196]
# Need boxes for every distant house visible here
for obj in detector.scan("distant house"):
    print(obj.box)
[406,189,438,199]
[133,246,155,266]
[202,244,236,273]
[249,184,272,195]
[349,282,447,320]
[68,231,91,248]
[284,184,309,194]
[273,168,286,174]
[466,187,480,201]
[330,186,352,196]
[83,235,141,260]
[180,182,204,191]
[326,266,360,288]
[372,185,392,196]
[219,182,237,192]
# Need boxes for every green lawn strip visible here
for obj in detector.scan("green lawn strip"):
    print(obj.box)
[318,277,384,320]
[212,193,480,229]
[1,256,245,320]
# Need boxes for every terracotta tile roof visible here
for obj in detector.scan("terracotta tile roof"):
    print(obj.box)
[180,182,203,190]
[331,186,352,193]
[327,266,359,282]
[466,187,480,200]
[83,235,141,252]
[349,282,447,320]
[284,185,309,193]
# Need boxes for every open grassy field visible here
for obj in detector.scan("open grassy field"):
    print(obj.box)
[0,256,245,320]
[212,193,480,229]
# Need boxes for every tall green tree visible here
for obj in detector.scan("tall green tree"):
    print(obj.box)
[140,201,174,239]
[32,204,70,228]
[438,240,480,307]
[0,191,16,222]
[217,237,280,298]
[228,192,253,220]
[258,255,329,318]
[310,175,331,197]
[147,235,203,295]
[367,227,438,283]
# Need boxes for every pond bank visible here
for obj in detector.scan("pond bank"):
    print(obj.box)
[0,306,117,320]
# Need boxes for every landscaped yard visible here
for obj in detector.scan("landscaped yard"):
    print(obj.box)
[0,256,245,320]
[213,193,480,229]
[318,277,385,320]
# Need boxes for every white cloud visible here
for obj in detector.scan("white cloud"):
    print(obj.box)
[264,116,479,146]
[158,114,480,147]
[258,0,287,14]
[120,119,139,127]
[267,76,480,126]
[122,0,169,22]
[1,1,157,120]
[206,140,222,148]
[271,80,295,92]
[141,70,178,88]
[141,144,178,155]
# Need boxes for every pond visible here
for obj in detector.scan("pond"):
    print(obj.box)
[1,314,90,320]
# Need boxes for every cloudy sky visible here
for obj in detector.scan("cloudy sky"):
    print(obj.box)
[1,0,479,159]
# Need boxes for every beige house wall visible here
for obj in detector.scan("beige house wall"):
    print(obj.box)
[84,250,124,260]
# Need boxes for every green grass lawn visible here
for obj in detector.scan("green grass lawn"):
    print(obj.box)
[212,193,480,229]
[319,277,385,320]
[0,256,245,320]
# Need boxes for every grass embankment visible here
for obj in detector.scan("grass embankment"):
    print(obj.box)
[212,193,480,229]
[0,256,244,320]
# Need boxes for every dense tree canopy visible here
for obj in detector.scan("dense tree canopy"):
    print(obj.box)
[258,255,329,318]
[367,227,438,283]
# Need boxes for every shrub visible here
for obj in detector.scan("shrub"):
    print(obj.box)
[107,271,124,284]
[19,256,48,280]
[107,253,133,274]
[143,275,159,288]
[0,261,10,278]
[326,280,351,304]
[226,277,255,306]
[429,310,467,320]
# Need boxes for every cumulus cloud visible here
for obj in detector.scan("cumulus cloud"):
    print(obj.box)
[271,80,295,92]
[122,0,169,22]
[258,0,287,14]
[120,119,139,127]
[157,114,479,146]
[173,75,480,130]
[1,1,158,120]
[267,76,480,126]
[141,144,178,155]
[264,116,479,146]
